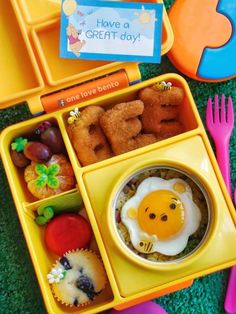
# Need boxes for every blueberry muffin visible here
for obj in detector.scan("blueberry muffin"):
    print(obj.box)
[47,250,107,306]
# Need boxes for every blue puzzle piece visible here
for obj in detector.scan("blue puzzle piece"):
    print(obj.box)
[198,0,236,80]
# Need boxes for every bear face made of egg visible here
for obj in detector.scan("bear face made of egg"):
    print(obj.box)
[121,177,201,256]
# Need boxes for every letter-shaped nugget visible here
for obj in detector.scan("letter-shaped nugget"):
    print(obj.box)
[67,106,112,166]
[139,86,184,138]
[100,101,156,155]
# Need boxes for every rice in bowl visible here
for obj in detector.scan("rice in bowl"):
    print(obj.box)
[114,166,210,263]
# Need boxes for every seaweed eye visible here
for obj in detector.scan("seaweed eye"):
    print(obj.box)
[161,214,168,221]
[170,203,176,210]
[149,213,156,219]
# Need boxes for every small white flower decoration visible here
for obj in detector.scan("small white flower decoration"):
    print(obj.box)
[47,268,66,284]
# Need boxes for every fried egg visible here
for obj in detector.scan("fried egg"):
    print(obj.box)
[121,177,201,256]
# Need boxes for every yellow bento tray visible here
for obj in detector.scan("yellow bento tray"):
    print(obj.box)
[1,1,236,314]
[1,72,236,314]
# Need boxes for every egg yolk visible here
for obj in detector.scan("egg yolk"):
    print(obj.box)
[137,190,185,240]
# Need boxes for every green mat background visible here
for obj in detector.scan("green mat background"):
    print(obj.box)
[1,1,236,313]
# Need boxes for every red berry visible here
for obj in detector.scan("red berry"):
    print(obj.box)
[45,214,92,256]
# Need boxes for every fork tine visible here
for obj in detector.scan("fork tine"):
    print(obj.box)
[227,96,234,125]
[221,94,226,123]
[206,97,213,127]
[214,94,219,123]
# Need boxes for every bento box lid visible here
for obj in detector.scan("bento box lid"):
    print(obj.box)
[0,0,173,114]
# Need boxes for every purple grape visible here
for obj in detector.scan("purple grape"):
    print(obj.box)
[10,149,30,168]
[40,127,65,154]
[35,121,52,135]
[24,142,52,163]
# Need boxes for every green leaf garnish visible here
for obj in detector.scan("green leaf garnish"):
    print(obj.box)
[35,174,48,188]
[47,176,59,189]
[11,137,28,152]
[47,164,60,176]
[35,164,48,176]
[35,163,61,189]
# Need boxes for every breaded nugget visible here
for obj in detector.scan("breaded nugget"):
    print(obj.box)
[139,86,184,135]
[100,101,156,155]
[157,121,183,139]
[139,86,184,106]
[135,134,158,147]
[67,106,112,166]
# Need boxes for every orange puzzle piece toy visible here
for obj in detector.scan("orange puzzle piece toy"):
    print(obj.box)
[168,0,236,82]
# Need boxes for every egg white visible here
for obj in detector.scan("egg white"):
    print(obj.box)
[121,177,202,256]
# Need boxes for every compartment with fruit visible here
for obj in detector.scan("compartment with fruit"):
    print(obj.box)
[10,121,75,200]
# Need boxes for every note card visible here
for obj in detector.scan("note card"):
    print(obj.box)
[60,0,163,63]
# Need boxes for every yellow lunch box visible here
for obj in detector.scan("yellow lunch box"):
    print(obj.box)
[1,1,236,314]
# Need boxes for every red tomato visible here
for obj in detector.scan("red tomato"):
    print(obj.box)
[45,213,92,256]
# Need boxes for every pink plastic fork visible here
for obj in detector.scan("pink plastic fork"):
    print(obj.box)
[224,188,236,314]
[206,95,235,314]
[235,188,236,206]
[206,95,234,197]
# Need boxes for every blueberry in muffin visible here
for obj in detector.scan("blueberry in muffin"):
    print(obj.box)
[47,250,107,306]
